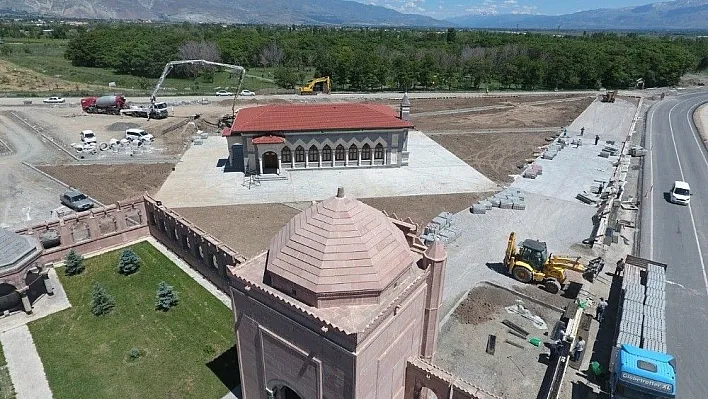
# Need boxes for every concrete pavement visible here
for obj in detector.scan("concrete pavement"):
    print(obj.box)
[0,325,53,399]
[641,91,708,398]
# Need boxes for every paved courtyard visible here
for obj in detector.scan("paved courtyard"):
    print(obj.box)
[439,98,638,317]
[155,130,498,208]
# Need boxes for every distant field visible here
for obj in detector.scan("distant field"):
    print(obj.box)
[0,38,279,96]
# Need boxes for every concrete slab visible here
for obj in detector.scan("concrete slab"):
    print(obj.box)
[565,98,637,143]
[155,131,497,208]
[0,325,53,399]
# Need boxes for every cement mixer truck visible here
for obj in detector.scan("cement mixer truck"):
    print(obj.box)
[81,95,127,115]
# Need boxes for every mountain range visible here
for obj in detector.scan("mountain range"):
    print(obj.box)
[449,0,708,30]
[3,0,708,29]
[0,0,444,26]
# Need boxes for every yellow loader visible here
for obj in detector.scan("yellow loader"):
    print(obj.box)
[503,232,603,294]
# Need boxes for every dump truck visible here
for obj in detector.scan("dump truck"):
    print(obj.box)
[298,76,331,95]
[503,232,603,294]
[81,95,127,115]
[608,255,676,398]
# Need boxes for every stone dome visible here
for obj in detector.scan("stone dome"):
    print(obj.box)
[266,188,417,307]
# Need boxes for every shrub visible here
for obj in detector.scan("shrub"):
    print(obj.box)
[64,249,85,276]
[128,347,142,361]
[118,248,141,275]
[91,282,115,316]
[155,281,179,311]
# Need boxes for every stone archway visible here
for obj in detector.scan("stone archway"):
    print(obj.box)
[0,283,21,313]
[262,152,279,174]
[268,381,304,399]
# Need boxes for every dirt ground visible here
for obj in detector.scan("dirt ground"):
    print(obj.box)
[38,163,175,204]
[174,203,301,258]
[380,93,586,114]
[437,283,566,399]
[413,97,594,132]
[431,132,555,183]
[166,192,491,259]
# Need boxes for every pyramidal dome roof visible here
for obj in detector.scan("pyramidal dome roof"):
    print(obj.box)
[0,228,40,271]
[266,188,416,303]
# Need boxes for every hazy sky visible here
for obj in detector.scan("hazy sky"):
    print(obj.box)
[360,0,657,19]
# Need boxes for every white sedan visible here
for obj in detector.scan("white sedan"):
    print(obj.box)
[43,96,66,104]
[239,90,256,97]
[215,90,234,97]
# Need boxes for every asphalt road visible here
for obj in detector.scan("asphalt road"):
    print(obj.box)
[642,91,708,398]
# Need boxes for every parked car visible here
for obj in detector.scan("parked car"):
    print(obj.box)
[669,180,691,205]
[60,190,94,211]
[215,89,234,97]
[43,96,65,104]
[125,128,154,143]
[80,130,97,145]
[239,90,256,97]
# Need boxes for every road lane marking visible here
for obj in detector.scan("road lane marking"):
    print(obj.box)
[668,100,708,296]
[647,105,655,259]
[685,102,708,169]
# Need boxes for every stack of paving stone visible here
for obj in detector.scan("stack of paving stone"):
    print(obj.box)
[616,261,667,354]
[486,189,526,210]
[523,163,543,179]
[542,143,562,160]
[599,144,620,158]
[420,212,460,245]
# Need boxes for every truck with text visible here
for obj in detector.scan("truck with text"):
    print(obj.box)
[609,255,676,399]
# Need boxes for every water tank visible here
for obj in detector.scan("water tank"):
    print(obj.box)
[95,95,120,108]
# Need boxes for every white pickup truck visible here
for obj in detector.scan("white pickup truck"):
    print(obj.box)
[80,130,97,144]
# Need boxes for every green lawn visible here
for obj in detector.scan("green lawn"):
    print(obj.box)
[0,38,277,96]
[28,242,239,399]
[0,342,15,399]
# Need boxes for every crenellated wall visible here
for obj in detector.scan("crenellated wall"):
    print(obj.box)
[143,196,247,292]
[404,357,504,399]
[14,197,150,264]
[13,195,247,294]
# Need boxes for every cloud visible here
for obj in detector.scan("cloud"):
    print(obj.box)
[464,0,538,15]
[367,0,426,13]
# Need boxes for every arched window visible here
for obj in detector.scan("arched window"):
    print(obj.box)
[348,144,358,161]
[294,146,305,162]
[308,145,319,162]
[374,143,384,159]
[281,147,292,163]
[335,145,345,161]
[322,145,332,161]
[361,143,371,160]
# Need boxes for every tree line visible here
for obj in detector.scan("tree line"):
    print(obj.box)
[56,23,708,91]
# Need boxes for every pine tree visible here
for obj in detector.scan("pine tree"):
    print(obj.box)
[64,249,85,276]
[91,282,115,316]
[117,248,141,275]
[155,281,179,311]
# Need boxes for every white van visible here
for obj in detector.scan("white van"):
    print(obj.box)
[670,181,691,205]
[125,128,154,143]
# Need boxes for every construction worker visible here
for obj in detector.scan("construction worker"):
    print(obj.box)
[580,127,585,136]
[615,258,625,277]
[554,321,567,341]
[596,298,608,323]
[594,135,600,145]
[573,336,585,362]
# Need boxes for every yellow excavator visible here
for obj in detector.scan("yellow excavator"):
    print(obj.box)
[503,232,603,294]
[298,76,332,95]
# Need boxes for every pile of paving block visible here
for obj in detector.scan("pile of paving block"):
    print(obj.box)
[542,142,564,160]
[471,188,527,214]
[522,163,543,179]
[617,261,667,354]
[599,143,620,158]
[628,145,647,157]
[420,212,461,245]
[576,180,607,204]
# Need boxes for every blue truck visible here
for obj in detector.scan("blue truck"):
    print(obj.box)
[609,255,677,399]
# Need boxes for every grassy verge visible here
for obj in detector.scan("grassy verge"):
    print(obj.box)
[0,343,15,399]
[0,38,277,96]
[28,242,238,399]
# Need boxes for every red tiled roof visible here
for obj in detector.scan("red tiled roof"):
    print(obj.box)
[226,103,413,135]
[252,135,285,145]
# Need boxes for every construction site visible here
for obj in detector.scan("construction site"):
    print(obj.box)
[0,59,677,399]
